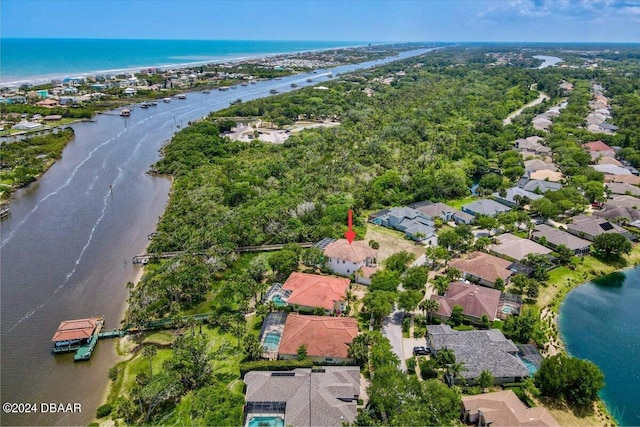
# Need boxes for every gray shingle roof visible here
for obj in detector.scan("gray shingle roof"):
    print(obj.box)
[427,325,529,380]
[532,224,591,251]
[244,367,360,427]
[462,199,511,217]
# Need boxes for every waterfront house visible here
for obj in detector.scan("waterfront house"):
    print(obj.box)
[278,272,349,314]
[565,215,627,241]
[278,314,358,364]
[35,98,60,108]
[532,224,591,256]
[323,239,378,285]
[427,325,530,385]
[462,199,511,218]
[449,252,513,288]
[12,120,43,131]
[243,366,360,427]
[488,233,552,261]
[429,281,502,323]
[461,390,559,426]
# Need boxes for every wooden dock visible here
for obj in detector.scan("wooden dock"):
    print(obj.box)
[132,242,314,264]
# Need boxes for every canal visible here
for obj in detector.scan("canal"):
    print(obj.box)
[0,47,437,425]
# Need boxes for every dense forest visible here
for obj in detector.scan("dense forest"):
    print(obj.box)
[114,45,640,424]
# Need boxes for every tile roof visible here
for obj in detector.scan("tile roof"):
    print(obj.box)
[604,174,640,185]
[323,239,377,264]
[51,317,101,342]
[605,182,640,196]
[488,233,552,261]
[584,140,614,153]
[529,170,564,182]
[598,157,623,167]
[449,252,513,284]
[278,314,358,359]
[524,159,558,173]
[462,390,559,426]
[431,281,501,320]
[282,272,349,311]
[532,224,591,251]
[427,325,529,379]
[244,366,360,427]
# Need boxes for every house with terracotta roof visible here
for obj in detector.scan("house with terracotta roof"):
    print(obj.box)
[430,282,501,323]
[462,390,559,427]
[51,317,103,349]
[449,252,513,288]
[243,366,360,427]
[280,272,349,314]
[278,314,358,364]
[488,233,552,261]
[584,140,615,155]
[35,98,60,108]
[323,239,378,285]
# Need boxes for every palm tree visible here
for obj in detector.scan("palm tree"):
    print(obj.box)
[419,299,440,323]
[142,345,157,377]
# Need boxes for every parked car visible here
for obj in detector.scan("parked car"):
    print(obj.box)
[413,346,431,356]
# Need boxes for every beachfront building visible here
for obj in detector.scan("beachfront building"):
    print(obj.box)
[243,366,360,427]
[427,325,530,386]
[461,390,559,427]
[278,314,358,364]
[323,239,378,285]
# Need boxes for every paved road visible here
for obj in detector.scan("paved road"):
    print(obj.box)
[503,92,549,125]
[382,307,407,371]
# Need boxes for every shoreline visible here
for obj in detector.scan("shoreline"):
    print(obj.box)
[0,41,371,88]
[539,246,640,425]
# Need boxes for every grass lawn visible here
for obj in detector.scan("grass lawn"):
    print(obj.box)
[142,331,175,346]
[446,195,478,210]
[538,244,640,312]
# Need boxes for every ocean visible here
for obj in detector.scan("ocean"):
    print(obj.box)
[0,38,363,86]
[559,267,640,426]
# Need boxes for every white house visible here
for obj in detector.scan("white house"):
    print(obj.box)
[323,239,378,285]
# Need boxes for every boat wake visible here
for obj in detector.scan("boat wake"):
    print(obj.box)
[0,129,127,248]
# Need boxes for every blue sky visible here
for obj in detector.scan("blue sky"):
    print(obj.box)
[2,0,639,42]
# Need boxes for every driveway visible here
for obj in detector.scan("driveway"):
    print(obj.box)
[381,307,406,371]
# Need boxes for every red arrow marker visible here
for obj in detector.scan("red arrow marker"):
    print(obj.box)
[345,209,356,244]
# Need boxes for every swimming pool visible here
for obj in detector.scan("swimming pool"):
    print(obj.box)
[502,306,514,314]
[262,331,282,351]
[247,416,285,427]
[272,294,287,307]
[521,358,538,375]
